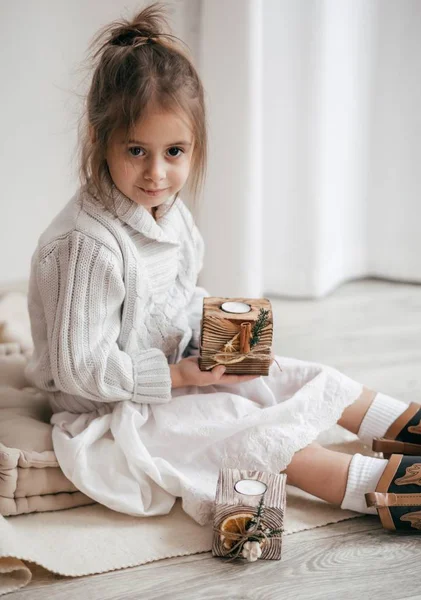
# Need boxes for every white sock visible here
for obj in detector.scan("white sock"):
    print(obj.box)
[357,392,409,445]
[340,453,388,515]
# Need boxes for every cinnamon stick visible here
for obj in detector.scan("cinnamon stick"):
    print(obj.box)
[239,322,252,354]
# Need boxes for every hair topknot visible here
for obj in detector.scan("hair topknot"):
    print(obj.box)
[91,2,187,60]
[78,2,207,210]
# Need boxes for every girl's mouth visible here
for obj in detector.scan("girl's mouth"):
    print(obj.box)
[139,187,169,197]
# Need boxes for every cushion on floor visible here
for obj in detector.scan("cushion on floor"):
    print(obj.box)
[0,342,95,516]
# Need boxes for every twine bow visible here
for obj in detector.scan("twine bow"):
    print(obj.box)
[204,327,281,372]
[205,345,273,369]
[213,514,284,562]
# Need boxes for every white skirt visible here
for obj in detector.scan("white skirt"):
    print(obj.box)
[51,355,363,525]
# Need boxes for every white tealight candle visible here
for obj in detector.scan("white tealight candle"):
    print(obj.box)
[234,479,268,496]
[220,301,252,314]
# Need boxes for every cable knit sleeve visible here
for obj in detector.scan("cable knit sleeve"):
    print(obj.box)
[37,231,171,404]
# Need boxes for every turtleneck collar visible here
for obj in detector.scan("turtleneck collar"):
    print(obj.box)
[84,178,181,245]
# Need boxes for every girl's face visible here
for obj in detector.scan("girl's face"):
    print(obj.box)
[106,107,194,214]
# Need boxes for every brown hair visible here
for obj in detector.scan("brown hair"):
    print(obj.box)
[78,2,207,210]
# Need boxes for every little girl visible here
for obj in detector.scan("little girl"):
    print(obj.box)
[26,3,421,532]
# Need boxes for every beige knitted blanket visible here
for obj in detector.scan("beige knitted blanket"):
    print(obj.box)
[0,292,367,596]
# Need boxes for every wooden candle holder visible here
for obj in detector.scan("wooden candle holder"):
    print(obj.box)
[198,297,273,375]
[212,468,287,561]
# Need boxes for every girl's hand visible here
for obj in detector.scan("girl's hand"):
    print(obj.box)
[170,356,261,388]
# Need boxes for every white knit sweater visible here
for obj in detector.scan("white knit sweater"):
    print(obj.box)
[25,184,209,414]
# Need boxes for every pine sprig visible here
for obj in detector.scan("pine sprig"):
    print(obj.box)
[245,493,266,533]
[241,493,284,546]
[250,308,270,348]
[265,527,284,538]
[245,494,266,542]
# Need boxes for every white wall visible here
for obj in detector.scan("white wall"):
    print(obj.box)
[0,0,200,288]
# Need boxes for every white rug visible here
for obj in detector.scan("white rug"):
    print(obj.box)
[0,433,369,596]
[0,292,369,596]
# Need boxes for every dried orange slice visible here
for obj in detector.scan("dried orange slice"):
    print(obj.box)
[213,353,246,365]
[219,513,255,550]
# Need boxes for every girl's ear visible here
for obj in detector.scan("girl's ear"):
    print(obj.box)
[89,124,96,144]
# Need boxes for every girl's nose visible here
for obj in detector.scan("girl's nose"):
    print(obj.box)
[144,157,166,182]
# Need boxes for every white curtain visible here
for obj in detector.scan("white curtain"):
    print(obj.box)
[197,0,421,298]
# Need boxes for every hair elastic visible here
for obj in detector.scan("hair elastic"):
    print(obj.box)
[111,30,159,47]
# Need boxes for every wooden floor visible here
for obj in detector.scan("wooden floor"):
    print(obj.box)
[9,278,421,599]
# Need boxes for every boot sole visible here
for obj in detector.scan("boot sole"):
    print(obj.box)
[372,438,421,459]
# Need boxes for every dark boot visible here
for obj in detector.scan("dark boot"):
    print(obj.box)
[365,454,421,531]
[372,402,421,458]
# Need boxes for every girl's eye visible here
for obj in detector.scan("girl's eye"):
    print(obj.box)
[167,146,184,158]
[128,147,144,157]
